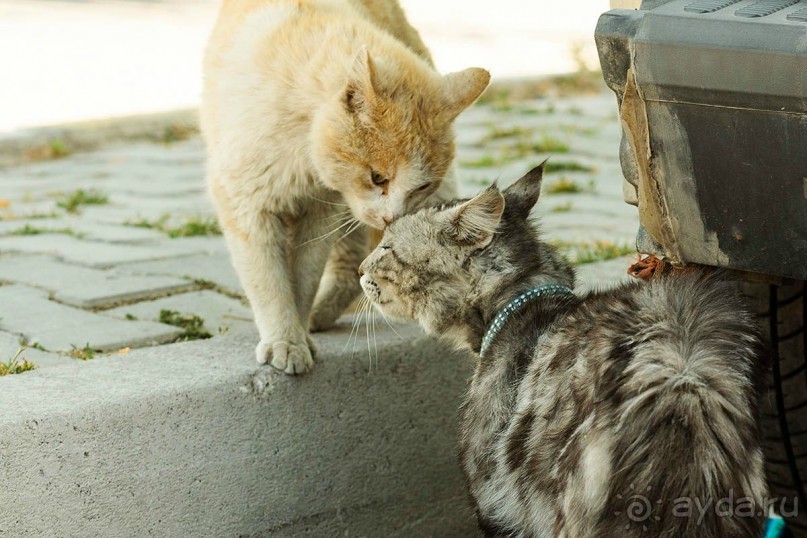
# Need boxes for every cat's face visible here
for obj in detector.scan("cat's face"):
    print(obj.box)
[359,165,551,340]
[311,48,490,229]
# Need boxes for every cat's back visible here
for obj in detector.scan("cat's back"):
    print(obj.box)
[563,274,768,536]
[584,274,767,431]
[201,0,432,147]
[205,0,429,66]
[589,274,763,369]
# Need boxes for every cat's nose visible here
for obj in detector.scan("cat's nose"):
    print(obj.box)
[358,263,365,277]
[382,216,392,227]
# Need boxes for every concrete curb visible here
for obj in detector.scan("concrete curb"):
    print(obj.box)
[0,318,478,537]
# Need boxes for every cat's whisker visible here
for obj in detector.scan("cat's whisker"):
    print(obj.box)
[377,308,403,340]
[309,195,349,208]
[299,217,358,247]
[364,298,373,373]
[371,308,379,373]
[347,296,370,363]
[336,219,364,243]
[324,210,353,222]
[343,298,366,357]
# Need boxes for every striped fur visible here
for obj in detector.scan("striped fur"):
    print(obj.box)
[359,164,769,537]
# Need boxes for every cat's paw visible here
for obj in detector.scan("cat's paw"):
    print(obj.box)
[255,338,314,375]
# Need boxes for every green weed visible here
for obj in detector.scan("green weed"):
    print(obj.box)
[0,349,37,376]
[69,343,97,361]
[8,224,83,238]
[159,309,212,341]
[552,240,634,265]
[128,215,221,238]
[56,189,109,213]
[543,161,595,174]
[543,177,595,195]
[549,202,574,213]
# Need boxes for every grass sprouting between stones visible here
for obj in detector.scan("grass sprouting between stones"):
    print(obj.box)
[190,277,217,290]
[465,177,494,187]
[8,224,84,238]
[484,125,535,141]
[0,349,37,376]
[24,139,72,162]
[129,215,221,238]
[462,136,571,169]
[166,217,221,238]
[543,161,595,174]
[159,309,212,341]
[462,154,501,168]
[543,177,595,195]
[18,338,45,352]
[512,136,569,155]
[56,189,109,213]
[161,123,197,144]
[551,240,634,265]
[69,343,97,361]
[549,202,574,213]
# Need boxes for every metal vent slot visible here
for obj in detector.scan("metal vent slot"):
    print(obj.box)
[786,6,807,21]
[684,0,742,13]
[736,0,799,17]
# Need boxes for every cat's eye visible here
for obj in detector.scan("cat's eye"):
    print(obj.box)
[416,183,431,192]
[380,245,391,250]
[370,170,387,186]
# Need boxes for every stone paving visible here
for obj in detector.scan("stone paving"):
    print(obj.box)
[0,90,638,371]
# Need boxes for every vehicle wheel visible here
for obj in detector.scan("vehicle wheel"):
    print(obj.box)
[745,280,807,535]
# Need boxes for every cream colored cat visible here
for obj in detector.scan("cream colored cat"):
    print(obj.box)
[201,0,489,374]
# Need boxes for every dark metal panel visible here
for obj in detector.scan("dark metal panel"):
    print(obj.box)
[654,103,807,279]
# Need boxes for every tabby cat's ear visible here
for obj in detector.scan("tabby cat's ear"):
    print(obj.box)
[444,187,505,247]
[344,45,378,115]
[503,161,547,219]
[442,68,491,119]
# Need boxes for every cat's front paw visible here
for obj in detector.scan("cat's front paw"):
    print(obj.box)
[255,338,314,375]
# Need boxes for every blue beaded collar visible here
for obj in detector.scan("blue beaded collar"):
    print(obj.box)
[479,284,574,356]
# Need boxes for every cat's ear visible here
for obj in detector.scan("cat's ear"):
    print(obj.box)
[344,45,379,115]
[503,161,547,219]
[444,186,505,247]
[442,68,491,119]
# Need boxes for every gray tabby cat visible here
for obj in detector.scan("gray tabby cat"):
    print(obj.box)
[358,164,769,537]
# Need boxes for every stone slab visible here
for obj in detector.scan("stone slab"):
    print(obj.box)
[123,252,243,296]
[0,233,220,268]
[0,218,167,243]
[0,284,181,351]
[0,330,75,369]
[0,254,195,309]
[79,198,213,225]
[105,290,253,336]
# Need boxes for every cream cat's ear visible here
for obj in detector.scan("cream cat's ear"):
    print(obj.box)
[344,45,379,115]
[442,68,491,119]
[444,187,505,247]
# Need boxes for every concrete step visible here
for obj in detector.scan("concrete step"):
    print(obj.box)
[0,316,478,537]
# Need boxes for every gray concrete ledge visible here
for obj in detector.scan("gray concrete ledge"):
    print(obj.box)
[0,317,477,537]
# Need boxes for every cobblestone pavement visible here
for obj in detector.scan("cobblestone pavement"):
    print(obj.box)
[0,91,638,370]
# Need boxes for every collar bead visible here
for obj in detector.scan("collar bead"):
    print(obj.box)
[479,284,574,356]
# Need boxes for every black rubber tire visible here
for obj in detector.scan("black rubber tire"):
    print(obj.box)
[745,280,807,535]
